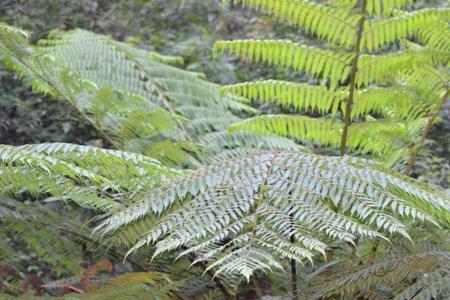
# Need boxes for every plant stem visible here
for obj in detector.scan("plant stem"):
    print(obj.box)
[290,235,299,300]
[339,0,368,156]
[288,209,298,300]
[404,88,449,175]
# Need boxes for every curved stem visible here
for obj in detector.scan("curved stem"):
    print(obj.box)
[339,0,367,156]
[404,88,449,175]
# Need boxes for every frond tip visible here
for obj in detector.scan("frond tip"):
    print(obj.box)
[99,150,450,280]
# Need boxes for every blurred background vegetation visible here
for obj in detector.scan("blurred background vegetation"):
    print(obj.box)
[0,0,448,185]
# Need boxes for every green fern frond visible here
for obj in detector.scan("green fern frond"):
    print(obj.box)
[417,22,450,63]
[99,150,450,280]
[0,143,177,210]
[230,0,360,48]
[223,80,347,114]
[229,115,342,147]
[352,87,433,120]
[362,8,450,52]
[213,39,353,87]
[357,51,423,87]
[229,115,425,155]
[365,0,414,15]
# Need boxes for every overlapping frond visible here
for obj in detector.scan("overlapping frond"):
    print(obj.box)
[352,87,432,120]
[0,143,177,210]
[98,150,450,280]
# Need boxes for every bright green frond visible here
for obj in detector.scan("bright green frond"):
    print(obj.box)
[362,8,450,52]
[365,0,414,16]
[223,80,347,114]
[230,0,360,48]
[214,39,353,87]
[229,115,342,147]
[352,86,433,120]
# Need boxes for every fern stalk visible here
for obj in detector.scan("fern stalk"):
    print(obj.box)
[290,232,299,300]
[404,88,449,175]
[339,0,368,156]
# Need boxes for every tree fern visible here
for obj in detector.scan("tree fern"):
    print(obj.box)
[98,150,450,281]
[0,24,303,166]
[215,0,449,165]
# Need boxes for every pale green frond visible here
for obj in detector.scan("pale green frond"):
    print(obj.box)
[99,150,450,280]
[214,39,353,87]
[416,22,450,63]
[228,115,424,155]
[223,80,347,114]
[198,130,305,153]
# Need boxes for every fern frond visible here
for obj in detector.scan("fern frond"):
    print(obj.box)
[229,115,425,155]
[365,0,414,16]
[214,39,353,87]
[416,22,450,63]
[223,80,347,114]
[357,51,423,87]
[229,115,342,147]
[352,87,433,120]
[362,8,450,52]
[99,150,450,280]
[0,143,177,210]
[230,0,360,48]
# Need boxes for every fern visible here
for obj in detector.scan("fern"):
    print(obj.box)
[98,150,450,280]
[0,24,302,166]
[215,0,449,164]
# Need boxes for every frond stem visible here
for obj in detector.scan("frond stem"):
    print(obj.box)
[404,88,449,175]
[339,0,368,156]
